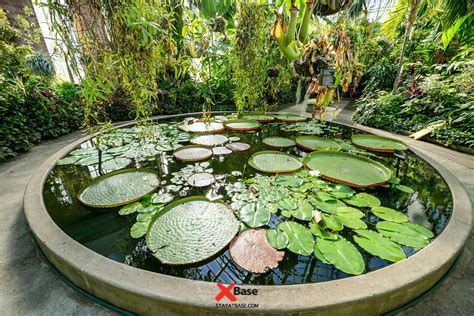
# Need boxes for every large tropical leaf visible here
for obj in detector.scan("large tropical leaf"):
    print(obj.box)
[381,0,410,39]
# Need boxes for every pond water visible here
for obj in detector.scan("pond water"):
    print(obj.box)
[43,116,452,285]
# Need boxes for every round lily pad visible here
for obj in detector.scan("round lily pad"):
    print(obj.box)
[79,169,159,208]
[241,114,275,123]
[187,172,215,187]
[146,197,239,265]
[224,119,261,131]
[212,146,232,155]
[295,136,341,151]
[229,229,284,273]
[351,134,408,153]
[225,142,251,152]
[304,151,392,188]
[177,121,224,133]
[276,114,307,123]
[263,137,296,149]
[248,151,303,173]
[173,145,213,162]
[190,134,229,147]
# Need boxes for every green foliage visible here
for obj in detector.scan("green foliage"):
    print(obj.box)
[25,52,55,78]
[362,57,397,96]
[0,8,81,162]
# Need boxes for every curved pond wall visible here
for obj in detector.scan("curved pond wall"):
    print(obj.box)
[24,113,472,315]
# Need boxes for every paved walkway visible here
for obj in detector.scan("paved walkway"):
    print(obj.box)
[0,105,472,315]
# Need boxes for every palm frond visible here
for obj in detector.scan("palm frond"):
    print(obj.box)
[440,0,471,29]
[381,0,409,39]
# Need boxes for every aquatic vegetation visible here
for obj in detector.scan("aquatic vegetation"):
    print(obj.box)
[351,134,408,153]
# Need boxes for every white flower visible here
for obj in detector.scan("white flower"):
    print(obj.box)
[309,170,321,177]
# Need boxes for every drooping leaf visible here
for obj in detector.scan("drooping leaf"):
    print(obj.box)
[266,229,289,249]
[239,202,271,228]
[316,237,365,275]
[396,184,415,194]
[371,206,408,223]
[353,229,406,262]
[277,221,314,256]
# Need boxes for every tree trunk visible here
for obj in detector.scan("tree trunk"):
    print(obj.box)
[392,0,420,94]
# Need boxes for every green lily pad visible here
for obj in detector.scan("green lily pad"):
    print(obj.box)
[304,151,392,188]
[224,119,261,131]
[316,237,365,275]
[177,121,225,133]
[353,229,406,262]
[130,221,150,238]
[376,221,433,249]
[146,197,239,265]
[335,206,367,230]
[101,157,132,170]
[275,175,304,187]
[225,142,251,152]
[212,146,233,155]
[266,229,289,249]
[276,114,307,123]
[187,172,215,187]
[322,213,344,231]
[119,202,143,215]
[327,184,355,199]
[190,134,229,147]
[263,137,296,149]
[292,200,313,221]
[277,221,314,256]
[371,206,408,223]
[295,136,342,151]
[278,198,297,211]
[238,202,271,228]
[309,196,346,214]
[173,145,213,162]
[344,193,381,208]
[248,151,303,173]
[241,114,275,122]
[352,134,408,153]
[151,193,174,204]
[309,222,338,240]
[79,169,160,208]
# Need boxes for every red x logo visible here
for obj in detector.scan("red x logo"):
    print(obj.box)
[215,282,237,302]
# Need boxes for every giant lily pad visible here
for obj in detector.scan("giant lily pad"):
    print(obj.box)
[352,134,408,153]
[225,142,251,152]
[224,119,261,131]
[304,151,392,188]
[241,114,275,123]
[248,151,303,173]
[353,229,406,262]
[276,114,307,123]
[316,237,365,275]
[230,229,284,273]
[295,136,341,151]
[277,221,314,256]
[212,146,233,155]
[173,145,213,162]
[376,221,433,249]
[146,197,239,265]
[187,172,215,187]
[177,121,224,133]
[190,134,229,147]
[79,169,159,208]
[263,137,296,149]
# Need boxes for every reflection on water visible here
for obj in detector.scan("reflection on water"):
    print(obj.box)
[43,120,452,285]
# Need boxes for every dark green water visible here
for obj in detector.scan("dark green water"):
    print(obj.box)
[43,119,452,285]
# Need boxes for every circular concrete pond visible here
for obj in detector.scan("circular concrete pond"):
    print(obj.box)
[24,112,472,315]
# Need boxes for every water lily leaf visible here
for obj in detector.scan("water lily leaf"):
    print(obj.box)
[277,221,314,256]
[151,193,174,204]
[335,206,367,229]
[146,197,239,264]
[225,142,251,152]
[212,146,233,155]
[275,114,307,123]
[173,145,213,162]
[309,222,338,240]
[177,121,225,133]
[376,221,433,249]
[371,206,408,223]
[304,151,392,188]
[239,202,271,228]
[79,169,160,208]
[224,119,261,131]
[295,136,341,151]
[136,210,159,222]
[344,193,380,208]
[322,213,344,231]
[328,184,355,198]
[266,229,289,249]
[275,175,304,187]
[248,151,303,173]
[230,229,284,273]
[291,182,312,193]
[241,114,275,122]
[316,237,365,275]
[190,134,229,147]
[309,196,346,214]
[335,206,364,218]
[396,184,415,194]
[131,220,150,238]
[119,202,143,215]
[278,198,297,211]
[281,210,292,218]
[101,157,132,170]
[263,137,296,149]
[353,229,406,262]
[187,172,215,187]
[351,134,408,153]
[228,136,241,142]
[314,246,330,264]
[292,199,313,221]
[57,156,81,165]
[316,191,337,202]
